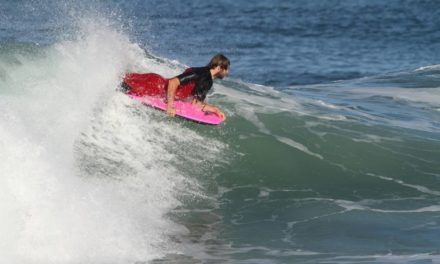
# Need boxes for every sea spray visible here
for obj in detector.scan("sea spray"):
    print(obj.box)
[0,15,202,263]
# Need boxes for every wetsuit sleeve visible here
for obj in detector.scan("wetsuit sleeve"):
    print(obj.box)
[176,69,199,85]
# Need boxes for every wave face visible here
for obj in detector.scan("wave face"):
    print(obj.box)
[208,71,440,263]
[1,1,440,264]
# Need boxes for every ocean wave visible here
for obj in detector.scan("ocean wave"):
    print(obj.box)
[0,15,203,263]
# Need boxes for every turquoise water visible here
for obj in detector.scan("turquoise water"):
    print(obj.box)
[1,1,440,263]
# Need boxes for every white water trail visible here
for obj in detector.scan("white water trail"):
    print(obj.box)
[0,16,216,263]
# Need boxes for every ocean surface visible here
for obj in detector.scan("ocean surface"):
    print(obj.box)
[1,1,440,263]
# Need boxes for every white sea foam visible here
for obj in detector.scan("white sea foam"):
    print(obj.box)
[323,252,440,264]
[352,87,440,107]
[351,133,403,143]
[415,64,440,72]
[0,15,227,263]
[316,99,340,109]
[274,136,323,160]
[366,173,440,196]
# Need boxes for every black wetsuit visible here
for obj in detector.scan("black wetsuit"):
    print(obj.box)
[176,66,213,101]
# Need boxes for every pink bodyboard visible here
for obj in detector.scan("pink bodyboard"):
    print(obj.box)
[127,94,224,125]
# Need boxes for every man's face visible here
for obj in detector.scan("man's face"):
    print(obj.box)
[218,67,229,79]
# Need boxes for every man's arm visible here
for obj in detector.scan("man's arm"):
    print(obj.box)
[192,99,226,120]
[166,78,180,117]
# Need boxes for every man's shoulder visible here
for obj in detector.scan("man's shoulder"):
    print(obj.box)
[176,66,210,84]
[188,66,210,75]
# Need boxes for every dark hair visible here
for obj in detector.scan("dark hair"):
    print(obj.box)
[207,53,230,70]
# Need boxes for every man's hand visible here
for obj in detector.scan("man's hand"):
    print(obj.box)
[214,108,226,120]
[167,106,176,117]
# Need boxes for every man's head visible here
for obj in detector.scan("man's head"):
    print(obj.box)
[207,53,230,79]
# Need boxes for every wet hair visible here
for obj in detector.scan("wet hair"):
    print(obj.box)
[207,53,230,70]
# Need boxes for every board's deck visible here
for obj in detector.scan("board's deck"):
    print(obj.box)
[127,94,224,125]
